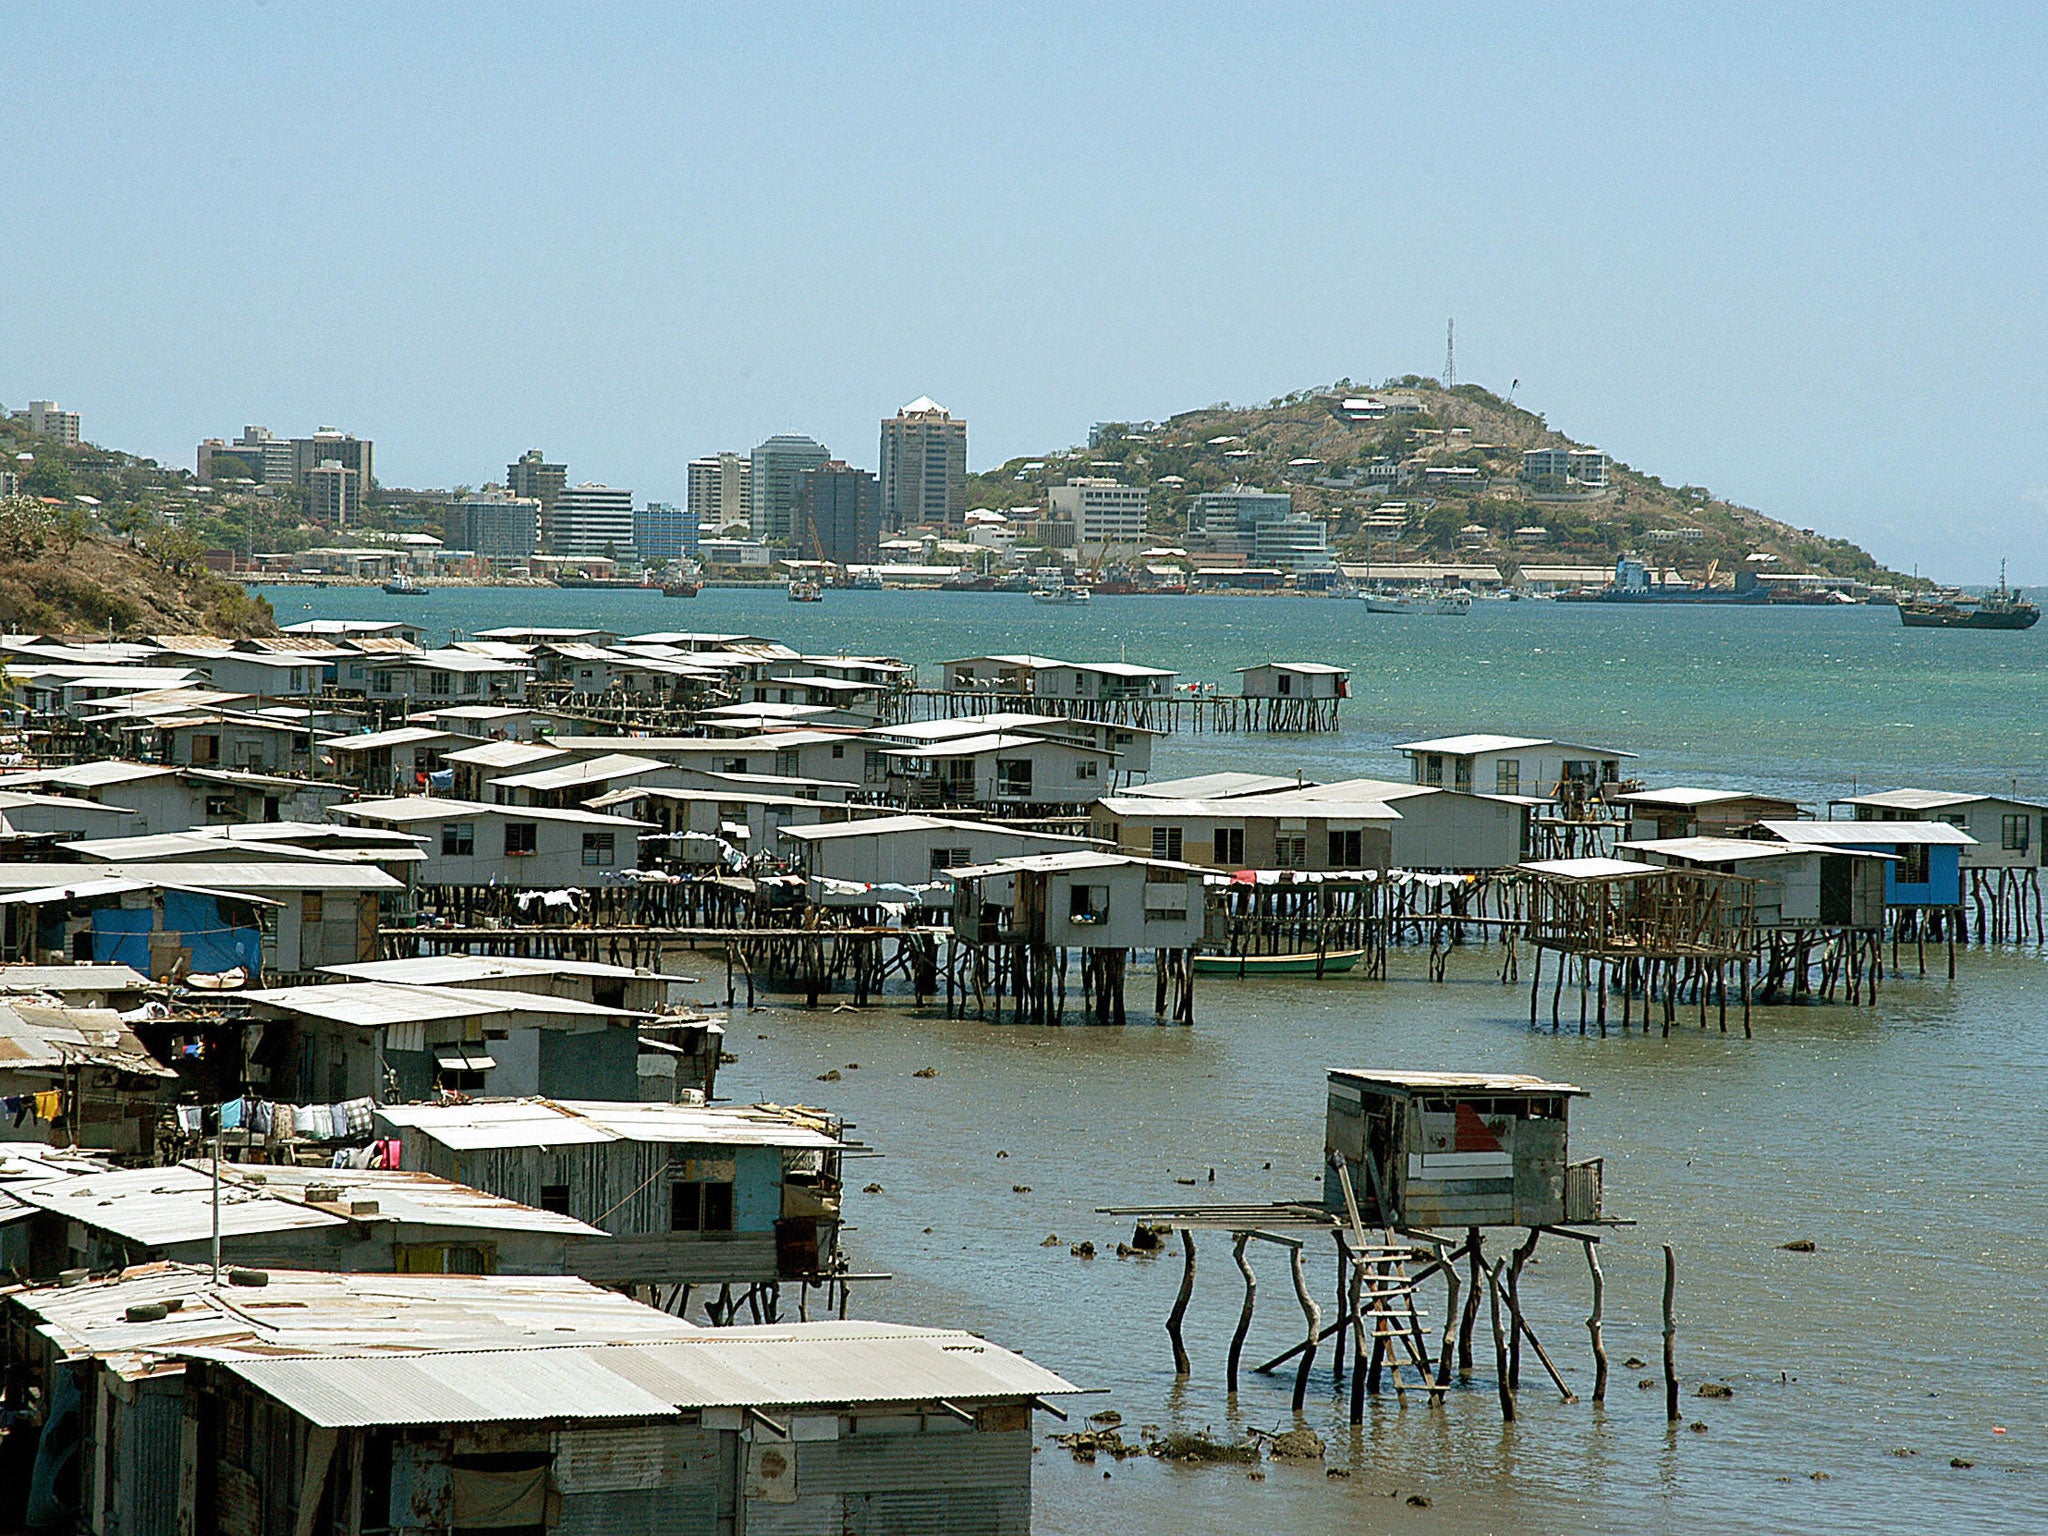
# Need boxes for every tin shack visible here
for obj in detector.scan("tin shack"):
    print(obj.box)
[1322,1069,1600,1229]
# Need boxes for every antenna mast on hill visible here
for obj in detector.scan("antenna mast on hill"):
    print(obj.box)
[1443,318,1456,389]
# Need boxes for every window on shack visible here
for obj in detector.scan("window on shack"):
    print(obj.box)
[1328,829,1364,867]
[1277,672,1293,695]
[581,831,616,867]
[1069,884,1109,922]
[929,846,972,874]
[1898,842,1930,884]
[1274,835,1308,868]
[1495,759,1521,795]
[443,822,475,856]
[539,1183,570,1214]
[671,1179,735,1232]
[504,822,538,856]
[2003,814,2030,853]
[1076,758,1099,781]
[1453,759,1472,793]
[1214,827,1246,866]
[1151,826,1184,861]
[996,758,1034,797]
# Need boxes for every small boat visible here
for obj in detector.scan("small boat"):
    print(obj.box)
[1899,564,2039,630]
[662,579,702,598]
[382,573,423,595]
[787,578,823,603]
[846,569,884,591]
[1358,587,1471,615]
[1031,582,1091,605]
[1193,947,1368,977]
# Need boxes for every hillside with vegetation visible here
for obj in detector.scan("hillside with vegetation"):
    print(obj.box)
[0,414,275,635]
[967,379,1904,585]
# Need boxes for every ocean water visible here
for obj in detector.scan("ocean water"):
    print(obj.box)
[261,586,2048,1533]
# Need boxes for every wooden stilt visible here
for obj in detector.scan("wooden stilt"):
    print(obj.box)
[1661,1242,1679,1423]
[1289,1242,1320,1413]
[1168,1229,1196,1376]
[1486,1257,1515,1422]
[1221,1233,1257,1395]
[1585,1241,1608,1403]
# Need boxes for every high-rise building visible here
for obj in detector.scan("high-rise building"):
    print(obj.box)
[749,434,830,544]
[305,460,363,527]
[549,483,635,557]
[1189,485,1295,542]
[459,488,541,561]
[1048,478,1149,551]
[794,461,882,565]
[507,449,568,547]
[634,502,697,563]
[879,397,966,529]
[687,452,752,535]
[291,429,373,493]
[10,401,81,447]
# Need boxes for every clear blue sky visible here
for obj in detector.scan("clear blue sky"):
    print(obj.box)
[5,4,2045,580]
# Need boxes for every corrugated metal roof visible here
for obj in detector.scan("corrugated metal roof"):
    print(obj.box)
[1837,787,2048,812]
[215,1348,682,1427]
[322,956,686,987]
[488,754,669,792]
[0,1002,174,1077]
[243,982,648,1029]
[1517,856,1656,880]
[11,1264,698,1368]
[342,796,652,829]
[1329,1069,1586,1095]
[376,1098,844,1152]
[325,726,462,752]
[594,1328,1077,1409]
[0,862,399,893]
[6,1158,597,1251]
[1762,819,1977,847]
[0,964,152,993]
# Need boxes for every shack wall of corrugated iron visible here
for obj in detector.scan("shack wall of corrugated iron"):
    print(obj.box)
[744,1427,1030,1536]
[112,1379,183,1536]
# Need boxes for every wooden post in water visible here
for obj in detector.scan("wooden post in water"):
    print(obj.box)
[1226,1233,1255,1395]
[1585,1242,1609,1403]
[1661,1242,1679,1423]
[1289,1242,1320,1413]
[1459,1228,1483,1370]
[1487,1257,1515,1422]
[1168,1229,1196,1376]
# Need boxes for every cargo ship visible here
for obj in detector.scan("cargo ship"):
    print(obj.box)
[1899,567,2039,630]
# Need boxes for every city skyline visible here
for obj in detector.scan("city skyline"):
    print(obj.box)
[6,7,2047,579]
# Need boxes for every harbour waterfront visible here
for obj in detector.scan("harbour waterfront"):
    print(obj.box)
[260,584,2048,1533]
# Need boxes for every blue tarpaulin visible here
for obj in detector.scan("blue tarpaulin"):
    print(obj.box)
[90,908,153,973]
[162,890,262,976]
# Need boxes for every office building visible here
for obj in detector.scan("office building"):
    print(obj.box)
[291,428,373,493]
[749,433,831,543]
[196,426,298,485]
[794,460,882,564]
[879,396,967,529]
[459,488,541,561]
[549,482,635,557]
[305,460,363,527]
[10,401,80,447]
[1048,477,1149,550]
[1189,484,1295,544]
[686,451,751,535]
[1253,513,1333,572]
[507,449,568,547]
[634,501,697,563]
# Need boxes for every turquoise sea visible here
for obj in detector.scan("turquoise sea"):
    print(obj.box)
[260,585,2048,1534]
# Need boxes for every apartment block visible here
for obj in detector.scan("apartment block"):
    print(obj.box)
[879,397,966,529]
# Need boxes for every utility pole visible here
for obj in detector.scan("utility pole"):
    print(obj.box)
[1444,319,1457,390]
